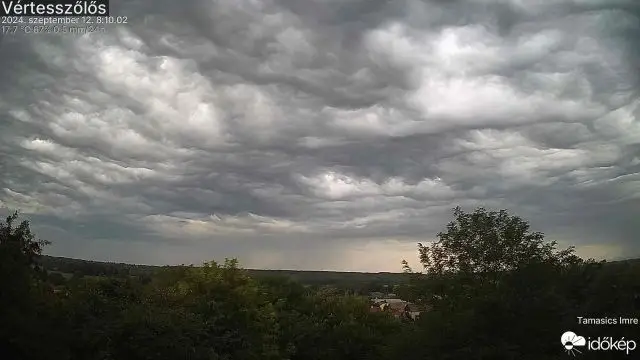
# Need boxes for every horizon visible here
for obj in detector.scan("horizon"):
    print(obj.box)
[40,252,633,274]
[40,253,409,273]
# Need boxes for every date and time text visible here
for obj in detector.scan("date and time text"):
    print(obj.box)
[1,15,127,35]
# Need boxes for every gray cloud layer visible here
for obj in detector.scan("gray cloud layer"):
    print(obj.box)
[1,0,639,271]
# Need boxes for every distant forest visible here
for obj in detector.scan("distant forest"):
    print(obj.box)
[39,255,410,294]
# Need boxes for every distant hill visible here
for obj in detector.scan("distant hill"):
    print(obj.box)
[606,258,640,266]
[38,255,409,289]
[42,255,637,290]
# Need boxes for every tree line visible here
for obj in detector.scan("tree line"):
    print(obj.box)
[1,207,639,360]
[38,255,408,295]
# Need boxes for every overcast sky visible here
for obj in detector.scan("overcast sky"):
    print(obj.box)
[1,0,639,272]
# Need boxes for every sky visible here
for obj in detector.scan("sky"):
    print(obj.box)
[1,0,639,272]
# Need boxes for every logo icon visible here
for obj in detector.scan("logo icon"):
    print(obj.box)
[562,331,586,356]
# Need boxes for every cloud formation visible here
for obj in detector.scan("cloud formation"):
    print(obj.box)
[1,0,639,271]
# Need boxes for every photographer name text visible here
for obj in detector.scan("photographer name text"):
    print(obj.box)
[578,316,639,325]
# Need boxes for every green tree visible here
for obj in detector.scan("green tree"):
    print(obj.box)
[0,211,50,274]
[150,259,283,360]
[418,207,581,276]
[399,207,588,360]
[0,211,51,358]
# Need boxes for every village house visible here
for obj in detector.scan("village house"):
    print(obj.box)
[370,298,427,320]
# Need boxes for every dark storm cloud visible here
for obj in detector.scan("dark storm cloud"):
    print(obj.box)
[1,0,638,271]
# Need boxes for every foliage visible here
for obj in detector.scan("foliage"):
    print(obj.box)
[2,207,639,360]
[0,211,50,357]
[400,207,635,360]
[418,207,581,276]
